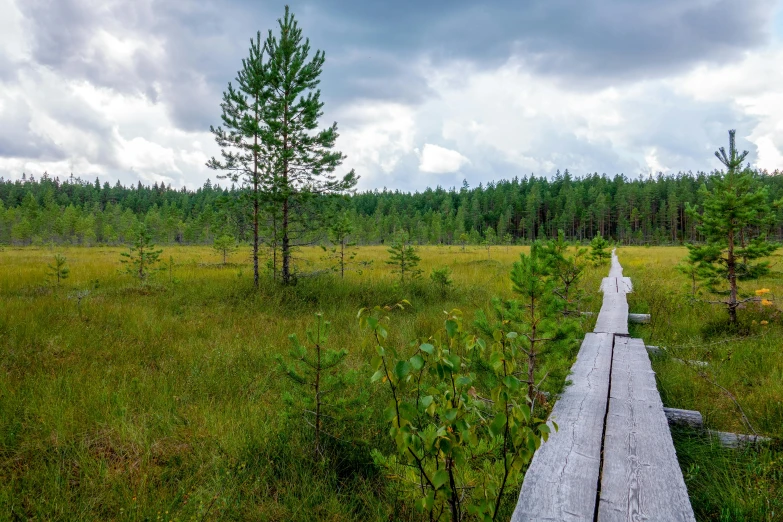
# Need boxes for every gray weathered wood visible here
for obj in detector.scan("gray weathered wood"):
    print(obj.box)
[708,430,771,448]
[594,251,632,336]
[593,286,629,335]
[663,407,704,429]
[598,337,696,522]
[645,345,663,356]
[628,313,651,324]
[512,333,614,521]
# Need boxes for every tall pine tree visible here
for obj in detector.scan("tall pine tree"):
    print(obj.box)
[262,6,357,284]
[207,32,269,288]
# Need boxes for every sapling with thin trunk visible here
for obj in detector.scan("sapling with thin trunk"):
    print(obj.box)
[684,130,778,324]
[120,226,163,282]
[386,231,422,284]
[48,253,69,287]
[276,313,353,457]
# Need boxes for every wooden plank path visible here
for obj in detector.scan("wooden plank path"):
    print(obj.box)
[512,249,695,522]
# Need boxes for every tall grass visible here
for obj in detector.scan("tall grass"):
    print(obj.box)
[0,245,602,521]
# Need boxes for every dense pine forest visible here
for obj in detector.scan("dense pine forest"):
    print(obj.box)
[2,169,783,247]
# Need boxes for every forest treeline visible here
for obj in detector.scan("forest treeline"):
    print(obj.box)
[2,169,783,247]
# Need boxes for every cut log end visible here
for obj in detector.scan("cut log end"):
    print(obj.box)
[663,407,703,429]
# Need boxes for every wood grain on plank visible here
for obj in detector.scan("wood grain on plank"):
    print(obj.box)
[598,337,695,522]
[512,333,614,522]
[594,290,629,335]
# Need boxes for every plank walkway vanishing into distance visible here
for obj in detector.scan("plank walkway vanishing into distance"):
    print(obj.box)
[512,250,695,522]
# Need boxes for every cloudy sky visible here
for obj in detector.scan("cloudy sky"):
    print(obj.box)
[1,0,782,192]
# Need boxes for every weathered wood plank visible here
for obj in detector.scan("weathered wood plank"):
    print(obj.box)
[595,253,632,335]
[512,333,614,521]
[664,407,704,429]
[627,313,650,324]
[598,337,695,522]
[594,291,629,335]
[608,248,623,278]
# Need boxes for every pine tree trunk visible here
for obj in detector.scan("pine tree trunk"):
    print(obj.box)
[252,106,260,288]
[281,98,291,285]
[282,196,290,283]
[340,240,345,279]
[728,228,737,324]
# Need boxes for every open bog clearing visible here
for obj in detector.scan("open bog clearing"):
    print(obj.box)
[1,245,781,521]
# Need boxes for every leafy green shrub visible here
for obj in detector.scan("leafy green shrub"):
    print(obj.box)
[360,304,554,521]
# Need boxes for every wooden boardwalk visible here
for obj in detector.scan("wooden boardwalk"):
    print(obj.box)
[512,250,695,522]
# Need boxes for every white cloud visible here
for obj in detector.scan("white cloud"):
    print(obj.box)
[1,0,783,192]
[417,143,470,174]
[331,101,417,189]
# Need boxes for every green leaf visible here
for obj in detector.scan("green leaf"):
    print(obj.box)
[455,375,472,388]
[444,408,459,422]
[420,395,434,408]
[432,469,449,490]
[503,375,521,391]
[445,319,459,338]
[420,343,435,355]
[409,354,425,371]
[489,413,507,437]
[394,360,412,381]
[370,369,385,383]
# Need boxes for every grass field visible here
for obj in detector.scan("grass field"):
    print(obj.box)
[1,244,780,520]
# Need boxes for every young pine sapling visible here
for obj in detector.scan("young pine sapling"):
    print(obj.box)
[458,233,468,252]
[276,313,354,457]
[213,234,238,265]
[386,231,422,284]
[509,244,575,401]
[429,266,453,298]
[322,212,358,278]
[540,230,588,315]
[684,130,778,324]
[120,226,163,282]
[589,232,611,266]
[48,253,70,287]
